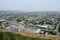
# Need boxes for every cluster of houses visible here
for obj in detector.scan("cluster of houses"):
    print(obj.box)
[0,19,55,35]
[0,18,60,36]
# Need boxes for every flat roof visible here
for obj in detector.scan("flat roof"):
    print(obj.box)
[0,19,6,22]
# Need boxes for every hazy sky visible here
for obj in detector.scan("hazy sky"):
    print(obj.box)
[0,0,60,11]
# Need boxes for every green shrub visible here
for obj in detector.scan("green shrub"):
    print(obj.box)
[49,31,57,35]
[0,32,50,40]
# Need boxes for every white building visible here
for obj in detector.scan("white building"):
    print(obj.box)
[24,25,41,33]
[23,24,54,34]
[18,22,25,32]
[6,21,25,32]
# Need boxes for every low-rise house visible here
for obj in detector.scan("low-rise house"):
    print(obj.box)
[24,25,41,33]
[5,23,19,31]
[5,21,54,34]
[6,21,25,32]
[0,19,6,29]
[18,22,25,32]
[24,24,54,34]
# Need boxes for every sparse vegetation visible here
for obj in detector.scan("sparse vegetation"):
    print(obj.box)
[0,32,50,40]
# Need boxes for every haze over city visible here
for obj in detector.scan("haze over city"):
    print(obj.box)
[0,0,60,11]
[0,0,60,40]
